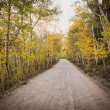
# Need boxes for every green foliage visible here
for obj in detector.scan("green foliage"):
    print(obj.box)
[67,4,109,65]
[0,0,61,93]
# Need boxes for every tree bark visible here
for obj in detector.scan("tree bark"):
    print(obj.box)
[92,25,98,65]
[6,0,11,74]
[102,58,106,75]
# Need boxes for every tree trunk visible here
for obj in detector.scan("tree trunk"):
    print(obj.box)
[81,56,85,64]
[107,39,110,51]
[6,0,11,75]
[92,25,98,65]
[102,58,107,75]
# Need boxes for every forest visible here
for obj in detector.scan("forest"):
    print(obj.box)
[66,0,110,88]
[0,0,62,94]
[0,0,110,95]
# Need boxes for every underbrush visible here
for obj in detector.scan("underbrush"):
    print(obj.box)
[0,60,58,97]
[73,60,110,89]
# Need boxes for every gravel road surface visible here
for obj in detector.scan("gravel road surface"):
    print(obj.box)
[0,59,110,110]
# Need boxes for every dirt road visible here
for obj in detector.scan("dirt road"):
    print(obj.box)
[0,59,110,110]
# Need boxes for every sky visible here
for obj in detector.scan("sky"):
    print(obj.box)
[55,0,77,34]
